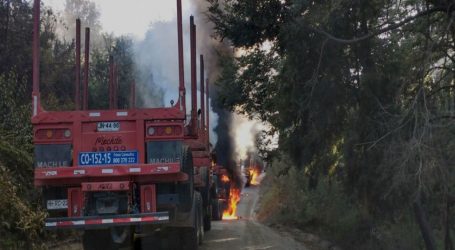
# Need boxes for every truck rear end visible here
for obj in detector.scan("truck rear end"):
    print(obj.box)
[31,0,206,248]
[34,110,187,226]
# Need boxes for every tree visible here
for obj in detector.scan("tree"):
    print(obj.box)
[208,0,455,248]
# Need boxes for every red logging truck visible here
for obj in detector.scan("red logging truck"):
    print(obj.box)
[31,0,215,249]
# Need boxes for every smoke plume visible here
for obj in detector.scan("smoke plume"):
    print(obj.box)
[133,1,220,146]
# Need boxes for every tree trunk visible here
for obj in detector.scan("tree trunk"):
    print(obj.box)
[413,195,437,250]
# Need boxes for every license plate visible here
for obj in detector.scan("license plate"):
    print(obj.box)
[47,199,68,210]
[79,151,138,166]
[97,122,120,132]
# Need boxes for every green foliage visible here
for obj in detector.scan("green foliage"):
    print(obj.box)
[0,0,137,247]
[210,0,455,248]
[207,0,288,47]
[89,35,136,110]
[0,167,46,250]
[0,72,33,149]
[258,157,424,249]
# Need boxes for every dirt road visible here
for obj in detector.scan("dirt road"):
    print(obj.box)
[199,186,307,250]
[51,186,307,250]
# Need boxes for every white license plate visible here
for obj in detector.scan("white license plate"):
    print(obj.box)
[97,122,120,132]
[47,199,68,210]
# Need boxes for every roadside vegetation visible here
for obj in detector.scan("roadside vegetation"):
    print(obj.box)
[208,0,455,249]
[0,0,134,248]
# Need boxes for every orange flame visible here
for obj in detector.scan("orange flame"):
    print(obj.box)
[249,169,261,186]
[222,188,241,220]
[221,174,230,183]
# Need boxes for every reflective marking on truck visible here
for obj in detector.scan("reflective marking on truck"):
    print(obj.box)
[129,168,141,173]
[89,112,101,117]
[44,170,57,176]
[72,220,85,225]
[45,222,57,227]
[156,166,170,172]
[102,169,114,174]
[158,216,169,221]
[74,170,86,175]
[44,214,170,228]
[116,111,128,116]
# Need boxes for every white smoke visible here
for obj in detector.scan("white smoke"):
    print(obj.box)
[133,0,219,144]
[46,0,220,144]
[230,113,279,161]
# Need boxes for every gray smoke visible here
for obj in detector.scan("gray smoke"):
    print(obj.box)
[133,1,220,145]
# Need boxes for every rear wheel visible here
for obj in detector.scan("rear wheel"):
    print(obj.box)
[177,146,194,212]
[180,227,198,250]
[199,167,212,231]
[211,198,221,221]
[83,230,110,250]
[111,226,133,248]
[179,192,202,250]
[197,192,204,245]
[83,227,133,250]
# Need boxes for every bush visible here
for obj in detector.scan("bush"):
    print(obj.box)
[257,157,424,249]
[0,167,46,249]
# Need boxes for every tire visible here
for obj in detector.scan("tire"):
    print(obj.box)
[199,167,212,231]
[211,175,219,199]
[203,205,212,231]
[83,228,133,250]
[110,226,134,248]
[83,230,110,250]
[197,192,204,245]
[179,192,201,250]
[177,146,194,212]
[180,227,198,250]
[211,199,221,221]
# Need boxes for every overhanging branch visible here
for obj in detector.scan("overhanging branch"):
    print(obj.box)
[312,7,446,44]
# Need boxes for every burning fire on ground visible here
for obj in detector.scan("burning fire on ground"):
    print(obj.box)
[222,188,241,220]
[249,169,261,186]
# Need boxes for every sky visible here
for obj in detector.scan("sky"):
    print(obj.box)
[44,0,188,39]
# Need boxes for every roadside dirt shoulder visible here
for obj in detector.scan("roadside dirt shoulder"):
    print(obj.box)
[269,224,342,250]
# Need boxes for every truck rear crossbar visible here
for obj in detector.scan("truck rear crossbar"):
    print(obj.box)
[45,212,169,229]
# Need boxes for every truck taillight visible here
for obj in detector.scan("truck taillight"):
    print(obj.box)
[36,129,72,140]
[146,126,182,136]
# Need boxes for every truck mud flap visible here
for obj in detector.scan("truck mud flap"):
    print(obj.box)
[45,212,169,229]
